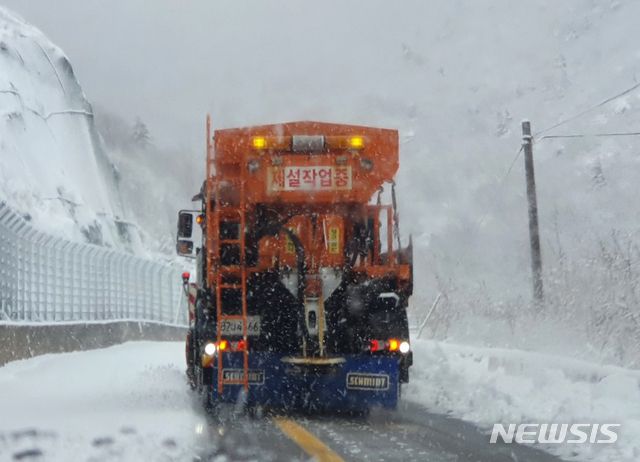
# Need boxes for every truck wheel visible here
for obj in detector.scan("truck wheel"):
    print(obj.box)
[203,387,221,416]
[186,367,196,390]
[348,408,370,418]
[202,367,213,386]
[399,365,409,383]
[186,330,196,390]
[202,385,212,412]
[246,405,265,420]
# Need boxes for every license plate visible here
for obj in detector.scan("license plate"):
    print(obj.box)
[221,316,260,336]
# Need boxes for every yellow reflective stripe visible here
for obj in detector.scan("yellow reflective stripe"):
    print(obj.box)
[272,418,345,462]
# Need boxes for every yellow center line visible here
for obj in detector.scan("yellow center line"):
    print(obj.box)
[272,417,346,462]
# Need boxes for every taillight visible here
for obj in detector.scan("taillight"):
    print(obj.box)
[368,339,410,353]
[218,339,247,352]
[202,339,249,358]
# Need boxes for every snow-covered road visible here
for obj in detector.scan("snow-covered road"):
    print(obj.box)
[0,341,569,462]
[0,342,204,461]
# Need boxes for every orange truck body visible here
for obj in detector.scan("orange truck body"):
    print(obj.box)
[181,118,413,411]
[213,121,399,204]
[205,120,411,291]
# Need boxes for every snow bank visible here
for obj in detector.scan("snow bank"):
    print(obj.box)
[0,342,205,461]
[0,7,146,253]
[406,339,640,461]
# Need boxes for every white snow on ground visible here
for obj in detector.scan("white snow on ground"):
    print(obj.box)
[0,342,206,462]
[406,339,640,462]
[4,339,639,461]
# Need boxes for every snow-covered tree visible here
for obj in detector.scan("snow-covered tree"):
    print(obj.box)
[94,107,132,149]
[131,117,151,148]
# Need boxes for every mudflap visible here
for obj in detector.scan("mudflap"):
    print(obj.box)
[209,353,400,412]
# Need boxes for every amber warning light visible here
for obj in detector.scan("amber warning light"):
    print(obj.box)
[252,135,365,151]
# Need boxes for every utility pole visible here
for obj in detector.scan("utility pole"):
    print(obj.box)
[522,120,544,304]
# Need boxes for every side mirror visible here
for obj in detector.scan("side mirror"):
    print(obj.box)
[178,211,194,238]
[177,239,194,256]
[177,210,201,258]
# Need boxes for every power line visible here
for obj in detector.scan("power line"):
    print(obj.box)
[534,81,640,137]
[444,145,524,286]
[539,131,640,140]
[434,80,640,304]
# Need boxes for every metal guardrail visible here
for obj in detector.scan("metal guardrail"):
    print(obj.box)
[0,202,187,325]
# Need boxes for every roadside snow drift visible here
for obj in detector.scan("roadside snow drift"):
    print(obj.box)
[406,339,640,462]
[0,342,205,462]
[0,7,142,252]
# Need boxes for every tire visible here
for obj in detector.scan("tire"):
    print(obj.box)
[348,408,370,419]
[399,365,409,383]
[246,405,265,420]
[203,385,223,415]
[202,367,213,386]
[186,331,197,390]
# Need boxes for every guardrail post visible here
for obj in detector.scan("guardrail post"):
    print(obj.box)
[117,254,127,319]
[79,246,92,321]
[144,262,151,321]
[105,252,112,319]
[140,261,150,320]
[97,249,105,320]
[127,256,138,319]
[152,265,162,321]
[55,240,63,321]
[162,267,172,323]
[115,254,125,319]
[89,247,99,320]
[69,243,80,321]
[24,231,35,320]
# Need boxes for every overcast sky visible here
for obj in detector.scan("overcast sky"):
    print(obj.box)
[3,0,426,151]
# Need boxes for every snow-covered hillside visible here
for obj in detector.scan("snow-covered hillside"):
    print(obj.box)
[0,7,146,253]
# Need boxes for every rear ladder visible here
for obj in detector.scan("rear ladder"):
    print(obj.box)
[212,172,249,394]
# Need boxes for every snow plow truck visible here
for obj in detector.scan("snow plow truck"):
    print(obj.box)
[176,117,413,413]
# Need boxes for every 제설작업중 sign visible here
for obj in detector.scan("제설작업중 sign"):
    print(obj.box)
[269,166,352,191]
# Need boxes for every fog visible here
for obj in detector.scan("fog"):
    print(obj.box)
[3,1,446,149]
[5,0,640,364]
